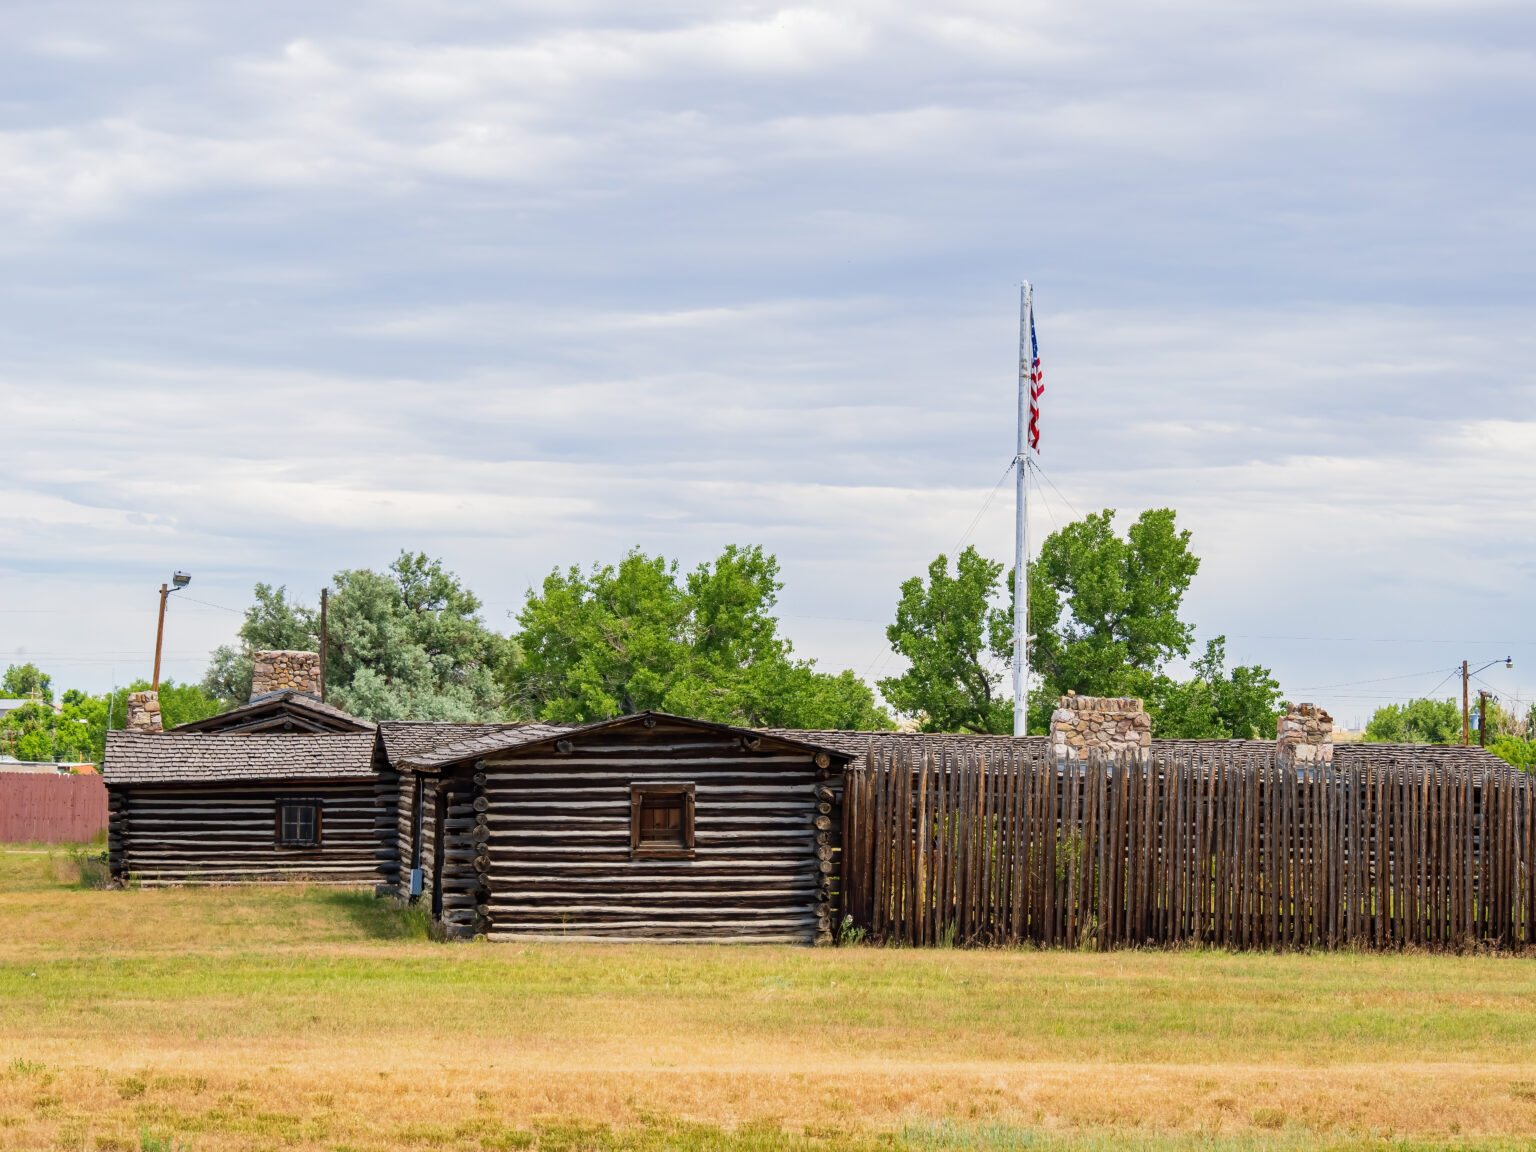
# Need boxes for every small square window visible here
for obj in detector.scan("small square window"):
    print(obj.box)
[276,801,322,847]
[630,784,694,858]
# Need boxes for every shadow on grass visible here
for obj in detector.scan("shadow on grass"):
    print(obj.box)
[315,889,432,941]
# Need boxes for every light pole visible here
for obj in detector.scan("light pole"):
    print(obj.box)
[1462,657,1512,746]
[152,571,192,691]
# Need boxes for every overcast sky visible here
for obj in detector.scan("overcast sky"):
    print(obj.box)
[3,1,1533,725]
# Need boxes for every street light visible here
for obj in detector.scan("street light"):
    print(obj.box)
[152,571,192,691]
[1462,656,1513,746]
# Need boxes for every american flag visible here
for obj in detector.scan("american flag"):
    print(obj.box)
[1027,301,1043,452]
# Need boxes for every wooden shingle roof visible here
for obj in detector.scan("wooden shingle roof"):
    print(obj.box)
[103,731,377,784]
[376,722,536,767]
[398,712,855,771]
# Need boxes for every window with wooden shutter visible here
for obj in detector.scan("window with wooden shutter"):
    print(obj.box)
[275,799,322,847]
[630,783,695,858]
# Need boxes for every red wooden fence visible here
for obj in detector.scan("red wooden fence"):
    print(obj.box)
[0,773,108,843]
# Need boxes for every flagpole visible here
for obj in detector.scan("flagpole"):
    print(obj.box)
[1013,282,1031,737]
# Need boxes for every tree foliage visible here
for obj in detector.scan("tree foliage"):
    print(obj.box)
[1490,736,1536,772]
[1014,507,1201,697]
[0,670,218,764]
[204,554,518,722]
[1142,637,1283,739]
[882,509,1282,737]
[1364,698,1461,744]
[878,547,1010,734]
[512,545,891,731]
[1,662,53,704]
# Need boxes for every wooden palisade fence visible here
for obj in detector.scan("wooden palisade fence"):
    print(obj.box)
[841,745,1534,951]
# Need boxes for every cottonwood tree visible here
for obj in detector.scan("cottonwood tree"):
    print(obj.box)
[878,547,1012,734]
[885,508,1280,737]
[512,545,892,731]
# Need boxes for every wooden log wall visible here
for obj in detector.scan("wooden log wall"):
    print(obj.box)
[374,767,401,892]
[108,780,380,886]
[843,745,1535,951]
[476,722,836,943]
[393,769,440,899]
[436,773,488,940]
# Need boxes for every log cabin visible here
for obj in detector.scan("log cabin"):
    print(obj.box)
[104,731,382,885]
[392,712,854,943]
[374,721,524,899]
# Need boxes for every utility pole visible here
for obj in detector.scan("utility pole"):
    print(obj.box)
[1460,657,1514,747]
[320,587,329,703]
[151,572,192,692]
[152,584,169,691]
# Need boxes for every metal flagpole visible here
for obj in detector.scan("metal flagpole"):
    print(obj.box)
[1013,282,1031,737]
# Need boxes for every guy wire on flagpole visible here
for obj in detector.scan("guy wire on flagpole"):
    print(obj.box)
[1013,281,1031,737]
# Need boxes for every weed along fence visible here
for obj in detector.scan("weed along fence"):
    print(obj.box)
[840,744,1536,952]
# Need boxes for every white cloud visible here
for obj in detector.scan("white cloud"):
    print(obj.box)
[0,0,1531,719]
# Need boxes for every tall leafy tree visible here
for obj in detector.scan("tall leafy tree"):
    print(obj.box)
[1019,508,1201,692]
[327,554,516,721]
[512,545,891,730]
[204,553,518,721]
[878,547,1011,733]
[983,508,1203,732]
[203,584,316,704]
[886,508,1279,737]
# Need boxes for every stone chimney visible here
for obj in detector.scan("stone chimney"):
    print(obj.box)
[125,690,163,733]
[1277,702,1333,765]
[250,650,321,700]
[1050,692,1152,762]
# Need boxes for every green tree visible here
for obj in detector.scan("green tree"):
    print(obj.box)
[0,673,219,765]
[327,554,516,722]
[203,584,317,704]
[1364,698,1461,744]
[878,547,1011,734]
[1143,637,1283,739]
[1,663,53,704]
[513,545,891,730]
[969,508,1203,733]
[1016,508,1200,696]
[1490,736,1536,772]
[204,555,518,722]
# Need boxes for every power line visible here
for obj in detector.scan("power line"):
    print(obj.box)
[172,596,244,615]
[1293,665,1459,692]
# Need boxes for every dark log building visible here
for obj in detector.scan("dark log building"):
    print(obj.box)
[391,713,852,942]
[104,731,381,885]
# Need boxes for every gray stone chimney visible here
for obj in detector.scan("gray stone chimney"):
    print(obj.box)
[250,650,321,700]
[1050,692,1152,761]
[1277,702,1333,765]
[125,690,163,733]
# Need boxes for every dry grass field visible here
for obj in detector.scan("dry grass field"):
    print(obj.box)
[3,848,1536,1151]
